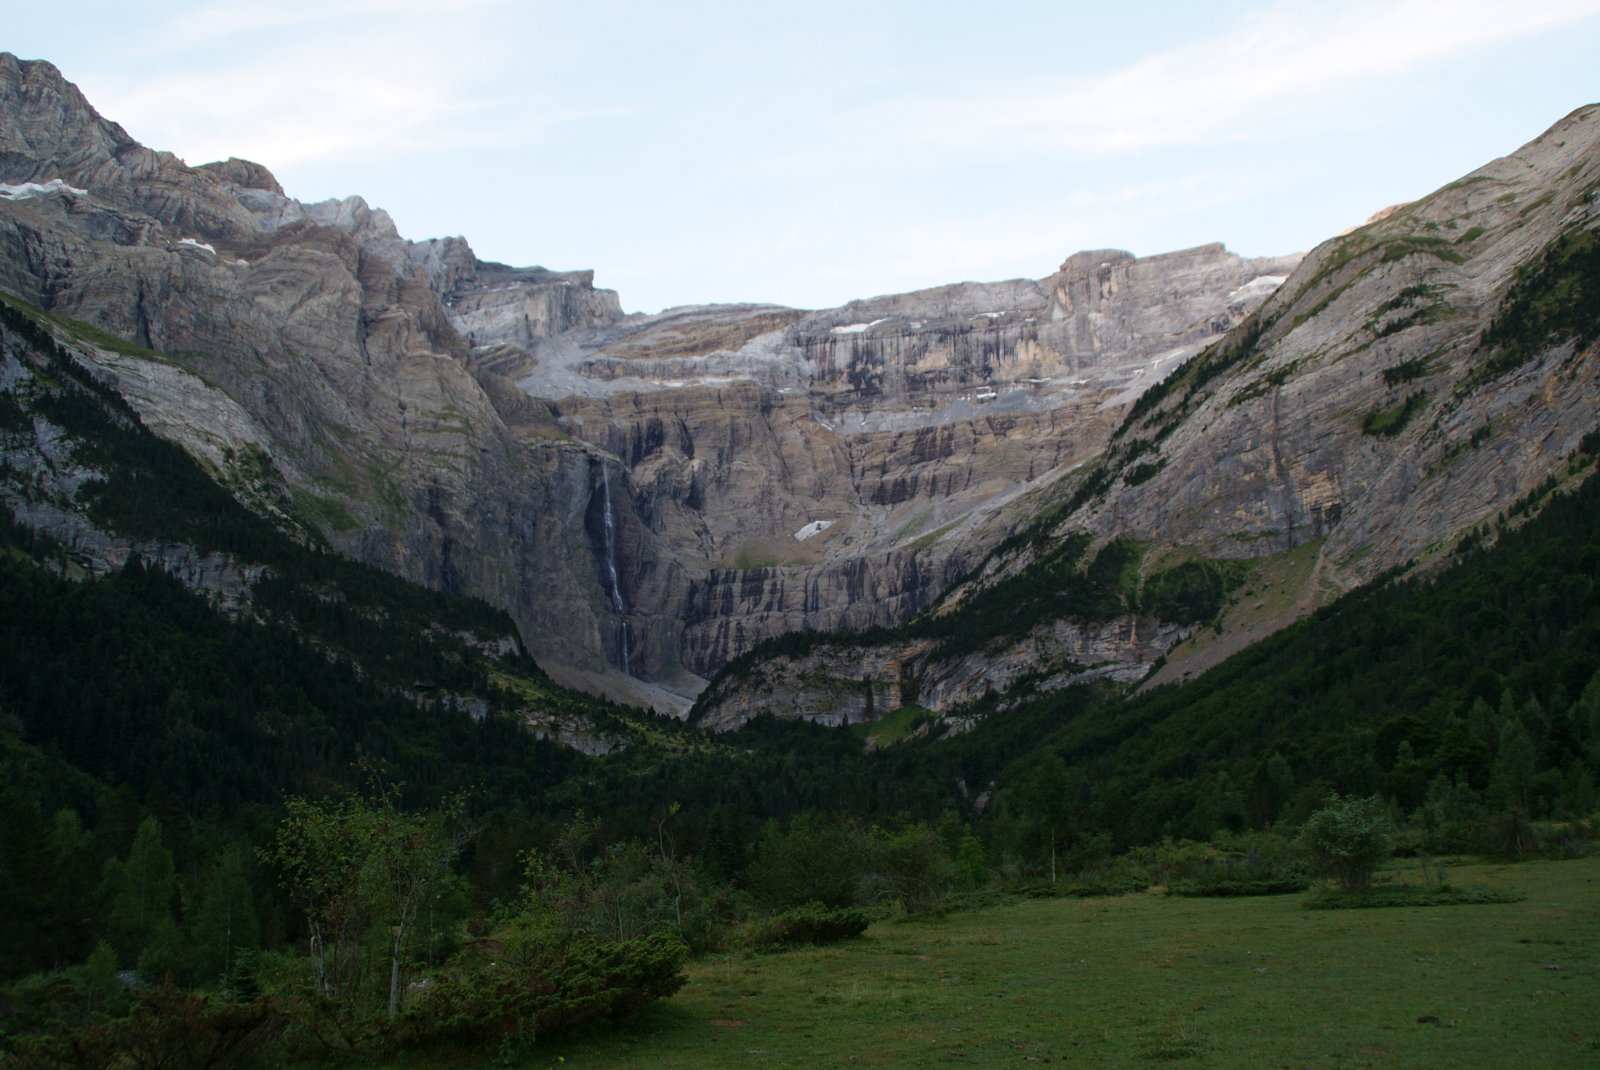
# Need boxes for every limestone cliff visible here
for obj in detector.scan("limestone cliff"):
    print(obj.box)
[514,241,1294,689]
[1092,106,1600,582]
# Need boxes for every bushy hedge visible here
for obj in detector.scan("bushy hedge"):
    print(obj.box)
[743,903,871,951]
[397,929,687,1052]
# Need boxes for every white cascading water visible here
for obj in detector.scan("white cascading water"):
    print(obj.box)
[599,467,631,675]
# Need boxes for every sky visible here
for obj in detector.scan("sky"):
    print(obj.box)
[8,1,1600,314]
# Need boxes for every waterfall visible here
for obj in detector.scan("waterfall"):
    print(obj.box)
[599,467,631,676]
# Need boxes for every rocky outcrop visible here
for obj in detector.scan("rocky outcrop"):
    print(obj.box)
[0,334,266,607]
[692,615,1192,732]
[0,53,636,687]
[12,54,1591,735]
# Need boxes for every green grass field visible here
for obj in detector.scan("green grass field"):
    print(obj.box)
[518,856,1598,1070]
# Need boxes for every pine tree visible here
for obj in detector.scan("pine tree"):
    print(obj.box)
[42,808,97,969]
[190,846,260,997]
[80,940,124,1017]
[105,816,177,966]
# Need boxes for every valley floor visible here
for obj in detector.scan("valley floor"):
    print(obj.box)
[513,856,1599,1069]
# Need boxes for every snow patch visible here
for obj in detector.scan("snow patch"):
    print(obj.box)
[652,376,736,389]
[1228,275,1287,303]
[0,179,87,200]
[178,238,216,254]
[793,520,834,542]
[831,319,888,335]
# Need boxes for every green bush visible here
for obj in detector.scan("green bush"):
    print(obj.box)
[1299,795,1394,892]
[862,825,960,915]
[746,813,872,910]
[1361,391,1428,436]
[399,929,687,1051]
[779,903,870,946]
[1167,874,1309,897]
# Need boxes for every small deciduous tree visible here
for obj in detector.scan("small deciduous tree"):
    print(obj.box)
[1298,794,1393,892]
[264,788,468,1027]
[862,824,959,914]
[746,812,871,909]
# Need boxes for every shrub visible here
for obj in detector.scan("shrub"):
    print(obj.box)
[1305,885,1523,909]
[1299,795,1394,892]
[399,929,687,1051]
[779,903,870,946]
[745,813,872,910]
[861,825,960,915]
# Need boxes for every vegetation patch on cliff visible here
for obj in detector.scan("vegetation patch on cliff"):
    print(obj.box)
[1361,391,1430,436]
[1466,222,1600,389]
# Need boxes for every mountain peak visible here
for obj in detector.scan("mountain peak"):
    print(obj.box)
[195,157,284,196]
[0,52,138,186]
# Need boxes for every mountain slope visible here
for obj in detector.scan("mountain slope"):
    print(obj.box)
[0,292,657,814]
[693,103,1600,728]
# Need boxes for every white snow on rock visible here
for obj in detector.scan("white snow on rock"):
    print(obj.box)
[1227,275,1287,303]
[793,519,834,541]
[178,238,216,254]
[0,179,87,200]
[831,319,888,335]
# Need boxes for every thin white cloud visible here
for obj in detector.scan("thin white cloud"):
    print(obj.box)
[83,0,576,169]
[885,0,1600,154]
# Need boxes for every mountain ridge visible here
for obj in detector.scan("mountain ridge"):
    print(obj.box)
[0,53,1298,710]
[4,52,1596,728]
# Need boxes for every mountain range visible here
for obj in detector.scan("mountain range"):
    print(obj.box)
[1,52,1597,741]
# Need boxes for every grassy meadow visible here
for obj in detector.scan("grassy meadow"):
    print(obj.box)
[510,856,1600,1070]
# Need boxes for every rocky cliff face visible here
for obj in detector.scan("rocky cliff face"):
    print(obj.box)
[0,54,651,700]
[0,53,1306,712]
[9,55,1590,732]
[692,104,1600,727]
[511,241,1294,689]
[691,615,1193,732]
[1090,105,1600,581]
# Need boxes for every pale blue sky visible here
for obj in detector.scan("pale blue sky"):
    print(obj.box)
[9,1,1600,313]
